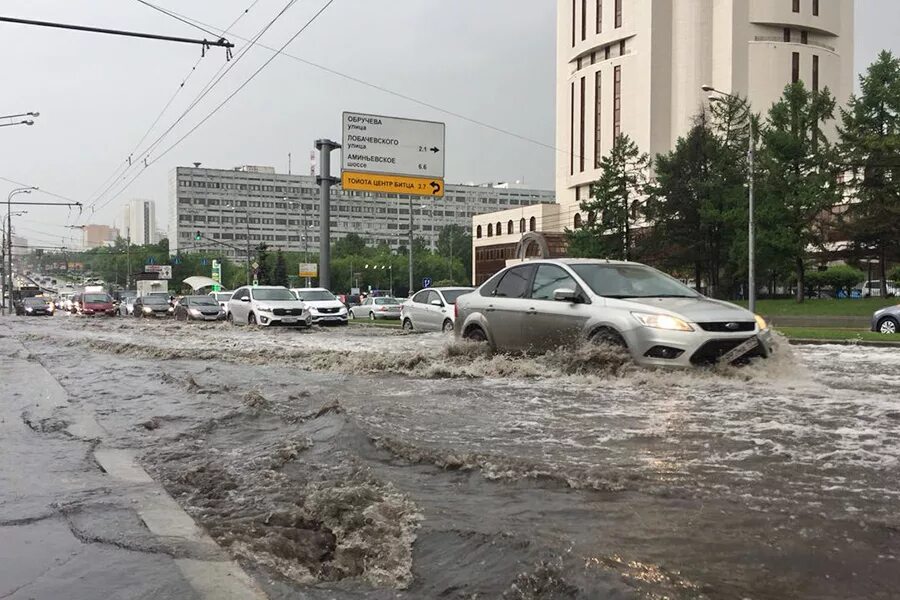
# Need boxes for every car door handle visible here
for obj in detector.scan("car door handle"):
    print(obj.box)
[526,308,537,315]
[486,304,495,312]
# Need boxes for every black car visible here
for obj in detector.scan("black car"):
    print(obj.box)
[133,295,171,318]
[18,297,53,316]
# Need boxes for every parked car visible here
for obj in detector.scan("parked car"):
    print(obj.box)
[454,259,773,368]
[401,287,474,333]
[208,291,233,314]
[173,295,225,321]
[871,304,900,335]
[227,286,311,327]
[18,296,53,316]
[336,294,361,308]
[133,294,171,318]
[290,288,349,325]
[863,280,898,297]
[74,292,117,317]
[349,296,402,320]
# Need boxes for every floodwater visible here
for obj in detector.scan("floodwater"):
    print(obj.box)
[4,315,899,599]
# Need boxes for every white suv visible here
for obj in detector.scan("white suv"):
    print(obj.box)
[290,288,349,325]
[227,286,311,327]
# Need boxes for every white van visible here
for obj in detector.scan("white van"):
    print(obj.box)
[863,280,898,297]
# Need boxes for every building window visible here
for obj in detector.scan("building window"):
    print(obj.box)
[614,0,622,27]
[596,0,602,33]
[813,0,819,15]
[571,0,576,47]
[579,76,586,172]
[801,30,808,44]
[496,221,502,235]
[594,71,602,168]
[487,224,493,237]
[783,27,791,42]
[519,218,526,233]
[792,0,800,13]
[476,225,482,239]
[605,46,610,60]
[792,52,800,83]
[574,213,583,229]
[575,186,581,203]
[581,0,587,41]
[507,220,514,235]
[570,82,575,176]
[619,40,626,55]
[529,216,536,232]
[613,65,622,140]
[812,54,819,91]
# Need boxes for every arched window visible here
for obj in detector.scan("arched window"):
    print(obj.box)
[476,225,482,239]
[507,220,514,235]
[496,222,502,235]
[519,218,526,233]
[487,223,493,237]
[574,213,583,229]
[529,216,536,232]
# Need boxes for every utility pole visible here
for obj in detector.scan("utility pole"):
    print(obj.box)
[747,121,756,313]
[245,208,251,286]
[315,139,340,290]
[126,235,132,290]
[408,198,414,294]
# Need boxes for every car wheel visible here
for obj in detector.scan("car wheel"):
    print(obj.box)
[348,310,355,320]
[369,312,376,321]
[227,312,235,325]
[589,327,628,348]
[442,319,454,334]
[248,312,258,326]
[463,326,488,343]
[402,318,414,331]
[878,317,899,335]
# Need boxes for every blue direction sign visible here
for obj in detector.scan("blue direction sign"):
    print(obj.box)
[422,277,432,289]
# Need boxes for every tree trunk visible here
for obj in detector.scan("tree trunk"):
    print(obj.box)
[694,262,702,294]
[795,257,805,303]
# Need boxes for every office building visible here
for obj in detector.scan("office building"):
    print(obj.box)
[121,199,159,245]
[473,0,854,283]
[82,224,119,249]
[168,166,554,262]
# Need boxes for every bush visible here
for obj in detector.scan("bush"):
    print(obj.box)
[889,265,900,283]
[821,264,865,296]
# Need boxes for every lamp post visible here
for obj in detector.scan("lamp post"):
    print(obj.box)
[1,211,27,315]
[7,188,37,311]
[0,111,39,129]
[224,203,251,285]
[702,85,756,313]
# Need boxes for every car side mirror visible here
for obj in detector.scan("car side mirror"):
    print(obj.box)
[240,297,250,302]
[430,299,444,307]
[553,288,579,303]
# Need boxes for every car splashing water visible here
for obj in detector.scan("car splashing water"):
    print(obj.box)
[5,316,899,599]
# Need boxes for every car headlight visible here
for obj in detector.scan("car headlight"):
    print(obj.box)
[256,305,273,312]
[754,314,768,331]
[25,307,33,312]
[189,308,202,316]
[632,312,694,332]
[143,306,153,313]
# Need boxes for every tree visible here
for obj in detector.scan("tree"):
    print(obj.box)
[254,243,271,285]
[273,250,288,287]
[333,233,369,258]
[839,51,900,298]
[436,225,472,282]
[570,133,650,260]
[758,81,839,302]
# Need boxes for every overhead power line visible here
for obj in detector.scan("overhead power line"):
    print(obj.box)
[133,0,223,39]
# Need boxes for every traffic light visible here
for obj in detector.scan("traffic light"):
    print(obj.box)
[194,231,202,241]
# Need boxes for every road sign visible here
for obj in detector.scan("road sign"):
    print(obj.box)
[341,172,444,198]
[299,263,318,278]
[211,260,222,291]
[145,264,172,279]
[252,261,259,270]
[341,111,445,197]
[422,277,432,289]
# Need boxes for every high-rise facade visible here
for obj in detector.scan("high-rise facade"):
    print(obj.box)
[82,224,119,249]
[473,0,854,282]
[121,199,158,245]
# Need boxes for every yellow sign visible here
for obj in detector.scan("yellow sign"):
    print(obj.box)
[299,263,318,278]
[341,171,444,198]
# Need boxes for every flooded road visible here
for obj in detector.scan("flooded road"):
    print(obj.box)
[2,315,898,599]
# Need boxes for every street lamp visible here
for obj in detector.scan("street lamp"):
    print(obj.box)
[0,111,40,129]
[702,84,756,313]
[223,202,252,285]
[6,187,37,311]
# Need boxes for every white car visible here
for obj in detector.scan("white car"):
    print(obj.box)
[227,285,311,327]
[401,287,474,333]
[208,291,233,314]
[290,288,349,325]
[862,280,898,297]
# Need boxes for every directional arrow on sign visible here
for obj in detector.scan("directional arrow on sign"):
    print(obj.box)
[430,146,440,153]
[430,181,441,195]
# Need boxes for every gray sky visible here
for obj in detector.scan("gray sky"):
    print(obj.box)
[0,0,896,248]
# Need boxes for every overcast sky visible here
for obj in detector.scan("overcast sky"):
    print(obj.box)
[1,0,896,248]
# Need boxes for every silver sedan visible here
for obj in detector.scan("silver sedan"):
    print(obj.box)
[349,297,402,320]
[455,259,774,368]
[401,287,473,333]
[871,304,900,334]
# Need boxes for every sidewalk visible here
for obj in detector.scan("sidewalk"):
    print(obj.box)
[0,335,267,600]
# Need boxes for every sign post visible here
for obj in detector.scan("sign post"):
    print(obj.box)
[211,259,222,292]
[299,263,317,287]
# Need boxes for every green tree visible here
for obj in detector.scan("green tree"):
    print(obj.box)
[570,133,650,260]
[254,243,271,285]
[758,81,838,302]
[436,225,472,283]
[839,50,900,298]
[333,233,369,258]
[273,250,288,287]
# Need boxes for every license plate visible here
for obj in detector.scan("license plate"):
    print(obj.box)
[720,337,759,364]
[282,317,297,323]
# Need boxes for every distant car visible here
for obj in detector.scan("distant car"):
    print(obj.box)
[863,280,898,297]
[208,291,233,314]
[401,287,474,333]
[133,294,171,318]
[455,259,774,368]
[290,288,349,325]
[119,294,137,316]
[18,297,53,316]
[336,294,361,308]
[173,295,224,321]
[349,296,402,321]
[74,292,117,317]
[871,304,900,335]
[227,286,311,327]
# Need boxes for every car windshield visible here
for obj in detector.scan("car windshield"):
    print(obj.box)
[253,288,296,301]
[375,297,400,305]
[440,289,473,304]
[215,293,232,302]
[24,298,46,306]
[188,297,218,306]
[570,264,699,299]
[294,290,335,301]
[84,294,110,303]
[143,296,169,305]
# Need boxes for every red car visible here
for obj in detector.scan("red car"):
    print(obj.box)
[72,292,117,316]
